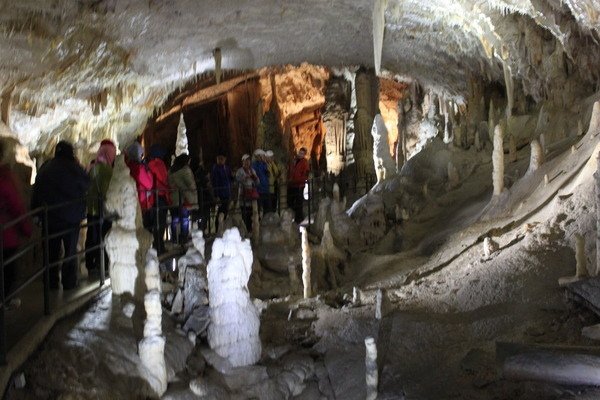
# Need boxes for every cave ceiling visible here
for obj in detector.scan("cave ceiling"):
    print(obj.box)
[0,0,599,152]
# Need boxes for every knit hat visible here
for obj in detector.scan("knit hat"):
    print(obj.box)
[265,150,274,157]
[253,149,265,157]
[241,154,250,161]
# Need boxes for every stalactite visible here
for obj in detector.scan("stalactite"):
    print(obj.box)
[372,0,387,76]
[492,124,504,196]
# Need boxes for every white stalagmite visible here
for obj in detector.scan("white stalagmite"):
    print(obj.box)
[175,113,189,156]
[207,228,261,367]
[365,337,378,400]
[587,101,600,136]
[483,237,499,259]
[301,226,312,299]
[575,234,588,278]
[492,124,504,196]
[138,249,167,397]
[527,139,544,174]
[503,62,514,119]
[372,0,387,76]
[371,114,396,182]
[105,155,146,297]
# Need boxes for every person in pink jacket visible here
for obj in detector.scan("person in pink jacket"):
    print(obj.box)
[0,140,32,299]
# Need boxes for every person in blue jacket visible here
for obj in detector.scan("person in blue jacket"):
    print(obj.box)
[251,149,270,213]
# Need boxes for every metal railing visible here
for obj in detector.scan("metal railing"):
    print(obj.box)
[0,196,108,365]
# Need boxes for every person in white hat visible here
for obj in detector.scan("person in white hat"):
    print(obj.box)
[251,149,270,213]
[265,150,281,212]
[235,153,259,230]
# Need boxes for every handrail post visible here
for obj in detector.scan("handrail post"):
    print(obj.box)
[42,206,50,316]
[0,223,6,365]
[98,196,106,287]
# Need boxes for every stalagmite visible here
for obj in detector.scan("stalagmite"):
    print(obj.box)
[527,139,544,174]
[105,155,151,298]
[321,221,346,290]
[207,228,261,367]
[301,226,311,299]
[492,124,504,196]
[559,233,590,286]
[138,249,167,397]
[175,113,189,156]
[365,337,378,400]
[372,0,387,76]
[587,101,600,136]
[544,174,549,186]
[372,114,396,182]
[353,287,361,305]
[509,135,517,163]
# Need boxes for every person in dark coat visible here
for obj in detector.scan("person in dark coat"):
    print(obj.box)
[32,141,89,290]
[0,139,32,300]
[210,155,232,232]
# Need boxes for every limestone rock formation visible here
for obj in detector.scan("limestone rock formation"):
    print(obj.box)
[372,114,396,182]
[105,155,152,298]
[207,228,261,367]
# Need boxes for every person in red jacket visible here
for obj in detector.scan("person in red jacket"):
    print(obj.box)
[146,144,171,253]
[0,140,33,300]
[125,141,154,211]
[287,147,309,223]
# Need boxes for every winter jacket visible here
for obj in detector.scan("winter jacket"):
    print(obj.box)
[252,160,270,194]
[147,158,172,206]
[32,157,90,228]
[0,165,32,249]
[267,161,281,194]
[235,166,259,206]
[86,162,112,216]
[127,159,154,211]
[169,166,198,210]
[288,157,309,188]
[211,164,232,200]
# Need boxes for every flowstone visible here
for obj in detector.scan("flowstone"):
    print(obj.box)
[207,228,261,367]
[255,212,301,274]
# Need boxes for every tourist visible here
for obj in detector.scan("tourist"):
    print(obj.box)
[251,149,270,213]
[146,144,172,252]
[235,154,259,231]
[287,147,309,223]
[265,150,281,213]
[168,154,198,243]
[85,139,116,277]
[125,141,154,211]
[0,139,32,303]
[32,141,89,290]
[211,155,232,232]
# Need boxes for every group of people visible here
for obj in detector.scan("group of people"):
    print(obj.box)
[1,137,311,294]
[236,147,309,230]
